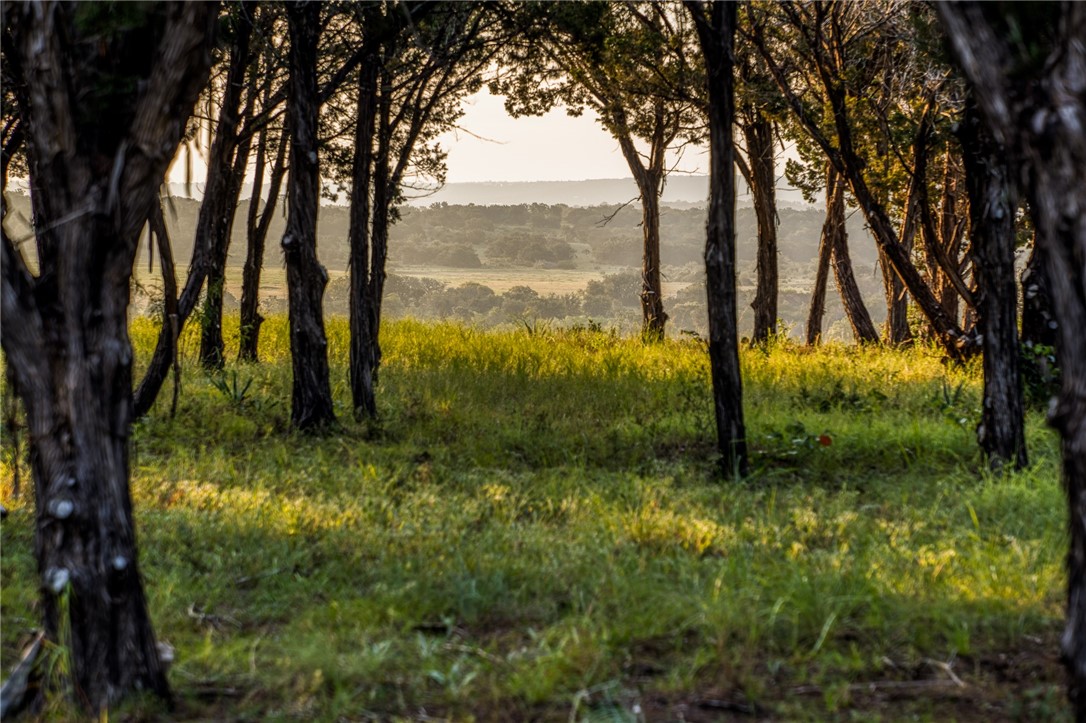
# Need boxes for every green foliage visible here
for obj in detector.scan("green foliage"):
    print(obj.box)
[209,370,253,407]
[0,319,1067,720]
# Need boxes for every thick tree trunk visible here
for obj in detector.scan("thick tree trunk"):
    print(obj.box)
[1,2,215,711]
[349,50,380,419]
[198,16,254,370]
[1017,81,1086,721]
[960,103,1027,470]
[238,124,287,363]
[744,113,778,343]
[26,311,168,709]
[283,2,335,431]
[805,167,838,346]
[687,0,747,476]
[938,2,1086,714]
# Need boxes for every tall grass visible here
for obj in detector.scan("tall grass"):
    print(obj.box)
[1,317,1068,720]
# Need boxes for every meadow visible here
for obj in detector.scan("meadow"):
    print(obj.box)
[0,316,1070,721]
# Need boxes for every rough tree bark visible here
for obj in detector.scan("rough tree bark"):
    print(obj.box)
[238,119,287,363]
[808,165,879,345]
[282,1,335,431]
[148,202,182,418]
[878,248,911,345]
[743,111,779,343]
[0,2,216,711]
[352,60,396,417]
[197,9,254,369]
[827,172,879,344]
[960,102,1025,466]
[806,166,840,345]
[922,151,969,325]
[959,102,1027,470]
[832,238,880,344]
[686,0,748,476]
[133,15,253,414]
[348,36,381,419]
[938,1,1086,713]
[612,101,670,341]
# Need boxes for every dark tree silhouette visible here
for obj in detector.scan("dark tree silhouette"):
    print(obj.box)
[1,2,216,710]
[198,5,256,370]
[283,0,336,431]
[958,102,1027,471]
[938,1,1086,712]
[685,0,748,476]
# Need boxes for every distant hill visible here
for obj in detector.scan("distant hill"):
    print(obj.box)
[402,175,813,209]
[164,175,813,210]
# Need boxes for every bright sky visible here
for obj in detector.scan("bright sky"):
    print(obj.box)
[168,87,709,187]
[437,88,707,183]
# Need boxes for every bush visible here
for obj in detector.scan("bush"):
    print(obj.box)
[434,244,483,268]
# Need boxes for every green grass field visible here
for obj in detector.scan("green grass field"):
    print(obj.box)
[0,316,1070,721]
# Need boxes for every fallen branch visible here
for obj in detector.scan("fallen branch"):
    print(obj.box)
[0,632,43,719]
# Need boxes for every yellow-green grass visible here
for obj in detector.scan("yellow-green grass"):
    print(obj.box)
[1,317,1069,721]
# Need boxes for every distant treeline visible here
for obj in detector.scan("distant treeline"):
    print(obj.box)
[1,192,888,338]
[3,193,881,275]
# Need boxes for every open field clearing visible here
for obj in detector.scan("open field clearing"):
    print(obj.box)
[1,317,1068,721]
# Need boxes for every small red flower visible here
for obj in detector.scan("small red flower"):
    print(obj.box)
[818,434,833,447]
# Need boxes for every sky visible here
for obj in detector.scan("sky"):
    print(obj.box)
[436,88,707,184]
[167,86,712,188]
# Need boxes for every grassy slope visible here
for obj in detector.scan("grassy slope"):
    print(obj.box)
[0,317,1069,721]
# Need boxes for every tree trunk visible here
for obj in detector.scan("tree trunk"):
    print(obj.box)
[149,202,182,418]
[878,250,911,345]
[611,103,669,342]
[638,176,667,341]
[805,166,838,346]
[134,18,253,415]
[349,46,380,419]
[935,152,967,323]
[826,171,879,344]
[745,112,778,343]
[198,15,254,370]
[283,2,335,431]
[1,3,215,711]
[687,0,748,477]
[750,16,969,357]
[960,102,1027,470]
[199,129,253,369]
[371,71,394,367]
[938,2,1086,713]
[918,143,974,339]
[238,123,287,363]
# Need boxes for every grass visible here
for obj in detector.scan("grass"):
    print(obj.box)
[0,316,1070,721]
